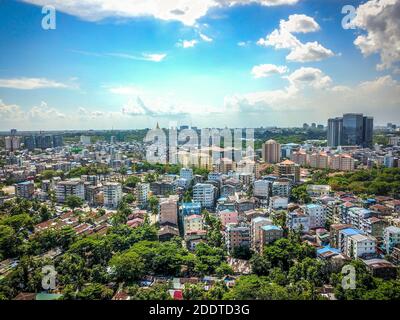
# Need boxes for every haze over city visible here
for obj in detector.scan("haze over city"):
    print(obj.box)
[0,0,399,130]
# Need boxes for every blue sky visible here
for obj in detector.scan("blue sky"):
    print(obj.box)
[0,0,399,130]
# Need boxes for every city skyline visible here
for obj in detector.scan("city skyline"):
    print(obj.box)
[0,0,399,130]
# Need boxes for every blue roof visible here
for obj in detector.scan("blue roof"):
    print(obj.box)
[182,202,201,208]
[341,228,362,236]
[253,216,269,223]
[317,245,340,255]
[306,204,322,209]
[261,225,282,231]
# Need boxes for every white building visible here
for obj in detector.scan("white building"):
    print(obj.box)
[80,135,92,145]
[306,185,331,197]
[253,180,270,199]
[287,209,310,233]
[56,180,85,203]
[193,183,215,209]
[304,204,326,229]
[14,181,34,199]
[103,182,122,209]
[272,180,291,198]
[346,234,376,259]
[250,216,272,251]
[180,168,193,182]
[208,172,223,183]
[183,214,203,235]
[269,196,288,210]
[384,226,400,254]
[136,183,150,208]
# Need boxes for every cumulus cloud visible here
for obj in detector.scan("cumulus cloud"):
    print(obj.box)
[251,64,289,78]
[0,100,24,120]
[0,77,70,90]
[224,67,400,125]
[257,14,334,62]
[351,0,400,71]
[21,0,301,26]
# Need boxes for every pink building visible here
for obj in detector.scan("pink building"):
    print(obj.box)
[219,209,239,227]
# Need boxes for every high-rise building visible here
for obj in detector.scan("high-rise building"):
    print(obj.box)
[103,182,122,209]
[52,135,64,148]
[136,183,150,208]
[328,114,373,148]
[262,140,281,164]
[276,160,300,183]
[23,136,36,150]
[193,183,215,209]
[5,136,20,151]
[180,168,193,182]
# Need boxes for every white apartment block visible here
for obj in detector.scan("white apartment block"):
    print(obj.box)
[346,234,377,259]
[269,196,288,210]
[384,226,400,254]
[136,183,150,208]
[304,204,326,229]
[253,180,270,198]
[56,180,85,203]
[180,168,193,182]
[287,210,310,233]
[272,180,291,198]
[103,182,122,209]
[250,216,272,251]
[193,183,215,209]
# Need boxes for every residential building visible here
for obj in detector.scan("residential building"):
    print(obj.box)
[251,216,272,251]
[309,152,329,169]
[225,224,251,254]
[183,214,203,235]
[55,180,85,203]
[136,183,150,208]
[307,185,331,197]
[346,234,377,259]
[103,182,122,209]
[304,204,326,229]
[287,209,310,233]
[291,151,307,166]
[384,226,400,254]
[253,180,270,199]
[276,160,300,183]
[193,183,215,209]
[269,196,288,210]
[14,181,34,199]
[272,179,291,198]
[262,140,281,164]
[261,225,284,248]
[159,195,179,227]
[329,154,355,171]
[219,209,239,227]
[180,168,193,182]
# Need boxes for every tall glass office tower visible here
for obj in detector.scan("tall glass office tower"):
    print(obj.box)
[327,113,373,148]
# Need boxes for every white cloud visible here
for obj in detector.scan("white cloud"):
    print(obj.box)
[286,67,332,89]
[178,39,199,48]
[199,33,213,42]
[352,0,400,71]
[22,0,300,26]
[279,14,320,33]
[107,52,167,62]
[0,77,70,90]
[106,85,143,96]
[0,100,24,120]
[258,14,334,62]
[251,64,288,78]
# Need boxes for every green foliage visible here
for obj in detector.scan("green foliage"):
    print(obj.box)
[127,282,172,300]
[109,251,145,282]
[65,195,84,211]
[124,176,141,188]
[75,283,114,300]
